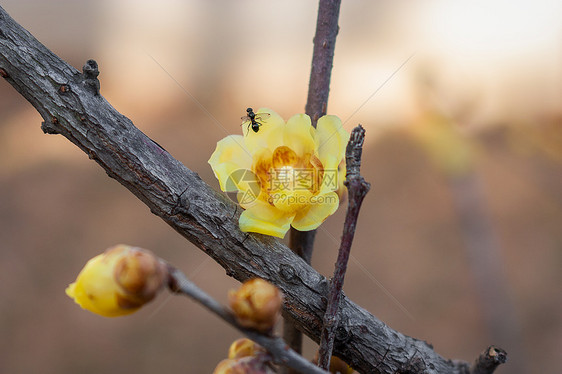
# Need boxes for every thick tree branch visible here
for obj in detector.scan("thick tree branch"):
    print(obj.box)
[0,6,505,374]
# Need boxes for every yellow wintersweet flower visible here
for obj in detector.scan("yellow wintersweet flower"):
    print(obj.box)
[65,244,168,317]
[209,108,349,238]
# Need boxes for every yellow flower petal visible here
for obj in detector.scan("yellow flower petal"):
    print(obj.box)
[66,251,133,317]
[315,115,349,168]
[270,189,313,215]
[243,108,285,153]
[236,187,265,207]
[283,114,315,157]
[291,192,339,231]
[335,159,347,203]
[239,199,295,238]
[315,115,349,194]
[209,135,253,192]
[251,147,273,192]
[218,166,261,196]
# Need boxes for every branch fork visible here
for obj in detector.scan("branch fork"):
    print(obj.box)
[167,267,329,374]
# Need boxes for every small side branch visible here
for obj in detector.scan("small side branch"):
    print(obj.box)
[470,346,507,374]
[317,125,370,369]
[168,267,329,374]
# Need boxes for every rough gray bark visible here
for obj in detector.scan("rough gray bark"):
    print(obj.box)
[0,6,504,374]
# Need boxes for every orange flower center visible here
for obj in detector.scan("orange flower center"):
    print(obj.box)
[252,146,324,209]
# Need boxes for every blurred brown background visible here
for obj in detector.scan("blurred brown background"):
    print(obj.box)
[1,1,561,373]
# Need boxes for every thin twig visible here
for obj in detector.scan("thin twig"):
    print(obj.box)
[286,224,316,365]
[305,0,342,126]
[285,0,342,365]
[167,267,329,374]
[317,125,370,369]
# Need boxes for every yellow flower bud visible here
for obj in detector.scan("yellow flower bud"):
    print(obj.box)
[65,244,168,317]
[213,357,274,374]
[213,359,241,374]
[228,338,265,359]
[228,278,282,333]
[313,354,354,374]
[328,356,354,374]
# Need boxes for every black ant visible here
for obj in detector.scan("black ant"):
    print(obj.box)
[241,107,270,133]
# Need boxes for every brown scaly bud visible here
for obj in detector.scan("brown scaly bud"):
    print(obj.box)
[213,357,275,374]
[228,278,282,333]
[113,245,168,309]
[228,338,266,359]
[313,353,354,374]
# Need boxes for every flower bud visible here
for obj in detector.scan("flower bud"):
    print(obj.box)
[213,357,274,374]
[328,356,354,374]
[228,338,265,359]
[312,354,354,374]
[228,278,282,333]
[65,244,168,317]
